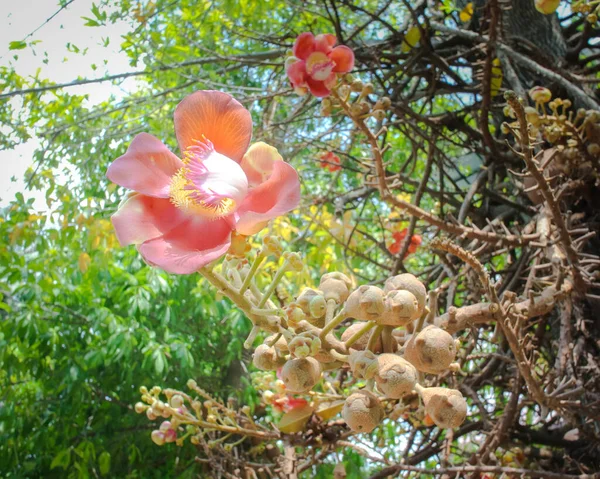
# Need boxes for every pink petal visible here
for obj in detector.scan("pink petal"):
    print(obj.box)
[173,90,252,163]
[306,77,332,98]
[314,34,337,53]
[111,194,187,246]
[286,60,307,87]
[106,133,183,198]
[240,142,283,187]
[138,216,233,274]
[236,161,300,235]
[330,45,355,73]
[293,32,315,60]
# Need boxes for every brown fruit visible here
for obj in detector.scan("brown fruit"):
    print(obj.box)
[345,285,385,321]
[383,273,427,316]
[281,357,322,393]
[379,290,420,326]
[342,390,384,433]
[404,325,457,374]
[419,387,467,429]
[252,344,285,371]
[375,354,417,398]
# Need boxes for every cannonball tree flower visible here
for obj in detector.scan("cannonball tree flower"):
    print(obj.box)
[285,33,355,97]
[318,151,342,172]
[107,90,300,274]
[388,228,422,257]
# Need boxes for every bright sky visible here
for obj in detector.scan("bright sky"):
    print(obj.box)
[0,0,137,207]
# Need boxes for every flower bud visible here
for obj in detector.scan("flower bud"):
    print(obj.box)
[263,235,283,257]
[418,387,467,429]
[146,408,157,420]
[348,350,379,379]
[307,295,326,319]
[135,402,147,414]
[187,379,197,390]
[404,325,457,374]
[350,80,364,92]
[253,344,286,371]
[283,251,303,271]
[151,430,166,446]
[379,290,419,326]
[374,354,417,398]
[524,107,541,127]
[228,232,250,257]
[345,285,385,321]
[288,331,321,358]
[338,84,351,98]
[342,390,384,433]
[285,303,307,327]
[281,357,322,393]
[383,273,427,316]
[319,272,352,303]
[529,86,552,104]
[296,288,323,314]
[170,394,184,409]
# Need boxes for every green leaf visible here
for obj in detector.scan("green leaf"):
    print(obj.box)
[50,448,71,470]
[9,41,27,50]
[98,451,111,476]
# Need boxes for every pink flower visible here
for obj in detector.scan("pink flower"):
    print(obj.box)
[319,151,342,172]
[285,33,355,97]
[107,90,301,274]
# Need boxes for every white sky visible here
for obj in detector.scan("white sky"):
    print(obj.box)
[0,0,139,208]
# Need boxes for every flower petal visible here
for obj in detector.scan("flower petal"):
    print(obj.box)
[174,90,252,163]
[315,34,337,54]
[330,45,355,73]
[138,216,233,274]
[286,59,307,87]
[106,133,183,197]
[236,161,300,235]
[292,32,315,60]
[240,142,283,187]
[111,194,187,246]
[305,77,331,98]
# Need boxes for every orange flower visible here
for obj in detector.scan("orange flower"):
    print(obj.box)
[388,228,422,257]
[319,151,341,172]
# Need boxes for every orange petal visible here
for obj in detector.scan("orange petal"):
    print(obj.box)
[315,34,337,53]
[174,90,252,163]
[293,32,315,60]
[330,45,355,73]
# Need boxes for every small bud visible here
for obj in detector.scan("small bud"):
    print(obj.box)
[151,430,166,446]
[529,86,552,104]
[186,379,197,390]
[135,402,147,414]
[348,350,379,379]
[288,331,321,358]
[296,288,322,315]
[263,235,283,257]
[350,80,363,92]
[139,386,148,395]
[207,414,217,424]
[170,394,184,409]
[534,0,560,15]
[146,408,157,420]
[285,303,306,327]
[338,84,351,98]
[253,344,286,371]
[309,295,327,318]
[283,251,303,271]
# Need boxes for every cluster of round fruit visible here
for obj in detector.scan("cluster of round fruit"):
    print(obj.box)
[252,272,468,433]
